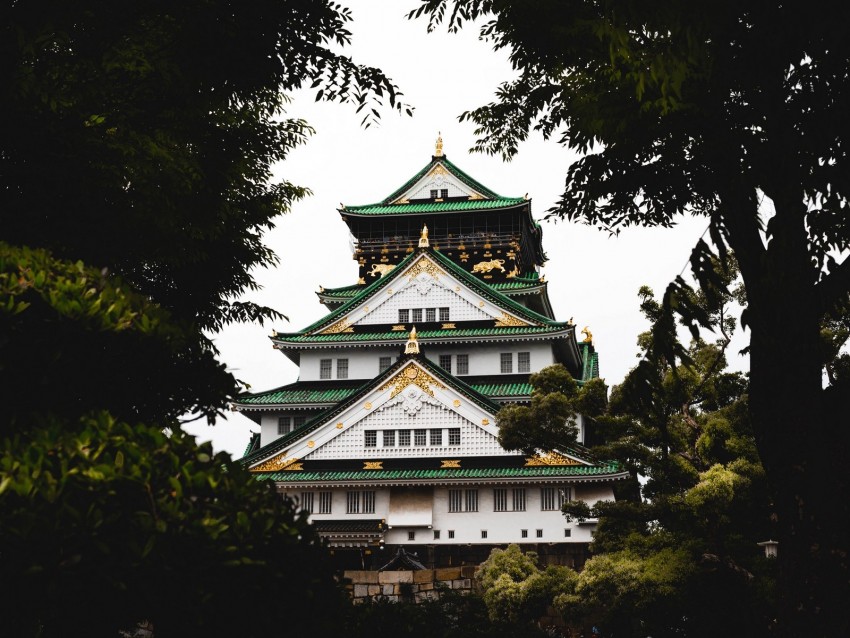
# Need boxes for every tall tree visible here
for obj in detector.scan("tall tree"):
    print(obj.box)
[412,2,850,634]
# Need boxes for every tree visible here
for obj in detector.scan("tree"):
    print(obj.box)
[411,2,850,634]
[1,2,407,634]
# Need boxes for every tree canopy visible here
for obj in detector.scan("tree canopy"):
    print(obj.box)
[413,2,850,634]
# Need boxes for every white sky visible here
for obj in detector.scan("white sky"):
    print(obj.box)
[184,2,748,455]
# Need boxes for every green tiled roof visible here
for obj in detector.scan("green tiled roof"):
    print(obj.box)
[256,463,624,482]
[273,325,570,344]
[580,342,600,381]
[470,383,533,398]
[344,198,526,216]
[319,274,544,300]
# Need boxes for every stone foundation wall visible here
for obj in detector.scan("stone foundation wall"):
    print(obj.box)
[344,566,477,603]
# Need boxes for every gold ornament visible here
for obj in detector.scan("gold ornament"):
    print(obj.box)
[380,363,446,399]
[495,312,529,327]
[524,451,581,466]
[364,461,383,470]
[440,460,461,469]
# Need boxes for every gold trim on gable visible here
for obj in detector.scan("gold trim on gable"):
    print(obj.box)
[440,460,461,469]
[364,461,383,470]
[251,454,303,473]
[524,451,582,467]
[320,317,353,334]
[495,312,530,327]
[406,256,446,281]
[380,363,447,399]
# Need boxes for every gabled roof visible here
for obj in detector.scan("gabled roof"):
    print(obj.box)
[240,352,503,469]
[318,274,546,302]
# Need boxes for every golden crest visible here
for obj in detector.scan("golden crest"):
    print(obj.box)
[406,256,445,281]
[364,461,384,470]
[336,422,344,429]
[495,312,529,327]
[251,454,303,473]
[440,460,461,469]
[481,418,490,426]
[320,317,353,334]
[380,363,446,399]
[525,451,582,466]
[453,400,461,408]
[364,402,372,410]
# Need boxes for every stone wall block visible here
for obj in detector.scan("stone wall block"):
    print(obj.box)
[345,570,379,584]
[413,569,436,583]
[435,567,461,580]
[353,584,369,598]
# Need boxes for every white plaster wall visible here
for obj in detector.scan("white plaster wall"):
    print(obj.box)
[361,279,492,324]
[423,342,555,377]
[299,348,400,381]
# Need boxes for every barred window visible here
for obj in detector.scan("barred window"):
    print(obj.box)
[293,415,305,429]
[430,429,443,446]
[412,308,423,322]
[439,307,450,321]
[536,529,543,538]
[561,487,573,504]
[399,430,411,446]
[449,489,463,513]
[277,417,291,435]
[398,309,409,323]
[512,488,526,512]
[383,430,396,447]
[363,491,375,514]
[494,488,508,512]
[448,428,461,446]
[521,529,528,538]
[434,530,441,540]
[430,189,438,199]
[346,491,360,514]
[518,351,531,373]
[320,359,332,379]
[426,308,436,322]
[500,352,513,373]
[364,430,377,447]
[564,529,572,538]
[337,358,348,379]
[465,489,479,512]
[448,530,455,539]
[414,430,427,446]
[481,530,488,539]
[541,487,556,511]
[439,354,452,372]
[318,491,333,514]
[346,491,375,514]
[440,188,448,199]
[408,531,416,541]
[301,492,314,513]
[379,356,392,373]
[456,354,469,375]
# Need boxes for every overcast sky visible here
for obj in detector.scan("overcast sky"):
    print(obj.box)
[184,2,748,455]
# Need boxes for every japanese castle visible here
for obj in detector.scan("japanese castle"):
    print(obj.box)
[235,138,626,569]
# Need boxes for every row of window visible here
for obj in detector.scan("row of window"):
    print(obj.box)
[278,415,306,435]
[449,487,570,512]
[501,351,531,374]
[319,358,348,380]
[318,351,530,380]
[438,354,469,375]
[398,307,451,323]
[299,487,572,515]
[365,428,461,447]
[429,188,449,200]
[411,528,572,541]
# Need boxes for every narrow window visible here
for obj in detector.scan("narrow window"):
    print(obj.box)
[434,530,441,540]
[399,429,411,446]
[301,492,314,514]
[541,487,556,511]
[449,489,463,513]
[293,415,305,429]
[456,354,469,375]
[383,430,396,447]
[337,358,348,379]
[363,491,376,514]
[512,488,526,512]
[277,416,291,435]
[448,428,461,446]
[440,188,449,199]
[320,358,332,379]
[430,189,438,199]
[414,430,427,446]
[564,529,572,538]
[411,308,423,322]
[521,529,528,538]
[318,491,333,514]
[481,530,488,539]
[465,489,479,512]
[448,530,455,539]
[536,529,543,538]
[430,429,443,446]
[518,351,531,373]
[379,356,392,373]
[346,491,360,514]
[408,531,416,541]
[398,309,409,323]
[439,354,452,372]
[439,307,450,321]
[500,352,513,374]
[426,308,436,322]
[560,487,573,506]
[364,430,377,447]
[494,488,508,512]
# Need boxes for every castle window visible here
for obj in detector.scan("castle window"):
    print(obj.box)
[301,492,314,513]
[518,352,531,373]
[449,489,478,512]
[426,308,436,322]
[379,356,392,373]
[536,529,543,538]
[439,355,452,372]
[408,531,416,541]
[430,429,443,446]
[430,189,438,199]
[277,417,291,435]
[448,530,455,539]
[493,488,508,512]
[481,530,488,539]
[439,307,450,321]
[448,428,461,446]
[337,358,348,379]
[412,308,423,322]
[465,489,479,512]
[500,352,513,374]
[440,188,449,199]
[434,530,441,540]
[564,529,572,538]
[346,490,375,514]
[293,415,305,429]
[456,354,469,375]
[383,430,396,447]
[399,430,411,446]
[521,529,528,538]
[414,430,427,446]
[512,488,526,512]
[320,358,332,379]
[449,490,463,513]
[318,491,333,514]
[541,487,570,511]
[364,430,377,447]
[399,309,409,323]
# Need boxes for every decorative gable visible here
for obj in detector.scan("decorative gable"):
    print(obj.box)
[390,161,488,204]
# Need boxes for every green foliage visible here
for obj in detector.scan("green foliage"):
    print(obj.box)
[0,411,343,637]
[496,364,602,454]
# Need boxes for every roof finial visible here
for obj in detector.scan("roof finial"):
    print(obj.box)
[405,326,420,354]
[581,326,593,344]
[419,224,430,248]
[435,132,443,157]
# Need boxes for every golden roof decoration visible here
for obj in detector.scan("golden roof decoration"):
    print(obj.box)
[404,327,420,355]
[419,224,430,248]
[525,451,582,467]
[380,362,446,399]
[435,132,443,157]
[581,326,593,344]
